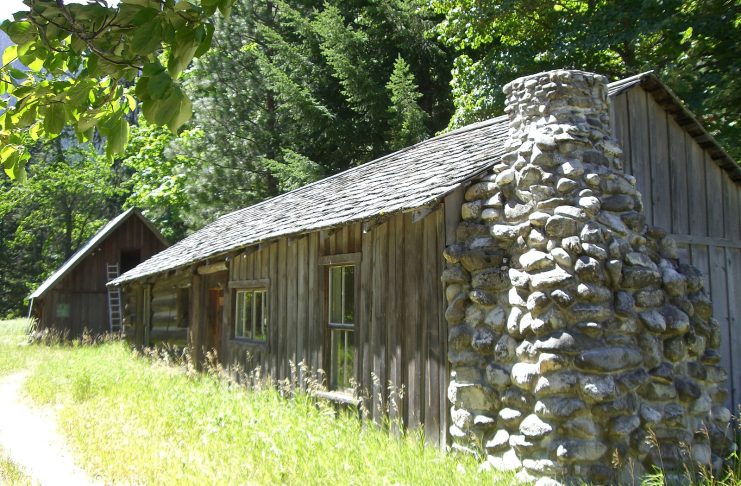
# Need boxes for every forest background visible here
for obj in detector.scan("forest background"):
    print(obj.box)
[0,0,738,317]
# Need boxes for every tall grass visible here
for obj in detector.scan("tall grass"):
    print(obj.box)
[16,337,510,485]
[0,447,32,486]
[0,318,38,377]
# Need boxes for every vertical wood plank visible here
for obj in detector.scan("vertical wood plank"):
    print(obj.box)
[668,118,689,235]
[269,242,279,376]
[387,214,403,429]
[686,139,708,237]
[423,210,441,444]
[308,232,320,373]
[704,153,724,239]
[727,248,741,408]
[611,92,632,174]
[436,208,449,448]
[371,221,388,421]
[627,89,652,223]
[278,238,288,379]
[297,236,308,379]
[647,96,671,230]
[721,169,740,241]
[359,227,373,407]
[708,245,731,406]
[444,187,464,246]
[404,214,422,429]
[287,239,299,375]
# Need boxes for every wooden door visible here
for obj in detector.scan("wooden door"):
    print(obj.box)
[208,288,224,356]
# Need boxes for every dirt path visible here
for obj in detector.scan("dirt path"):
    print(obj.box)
[0,371,101,486]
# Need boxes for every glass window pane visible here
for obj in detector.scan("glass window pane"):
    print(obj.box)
[254,291,266,341]
[244,291,254,339]
[343,266,354,324]
[331,329,355,390]
[235,291,245,337]
[330,266,343,324]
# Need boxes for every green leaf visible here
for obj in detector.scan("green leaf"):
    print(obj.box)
[106,116,129,157]
[2,21,35,45]
[131,20,163,56]
[147,70,172,99]
[43,103,66,136]
[26,57,44,72]
[2,45,17,66]
[166,91,192,133]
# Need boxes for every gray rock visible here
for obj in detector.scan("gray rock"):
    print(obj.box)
[550,289,575,307]
[530,268,575,290]
[639,404,663,424]
[472,327,496,353]
[577,346,642,372]
[527,291,550,314]
[511,362,540,390]
[520,249,555,272]
[663,336,686,362]
[529,211,551,227]
[661,266,687,296]
[555,439,608,463]
[505,199,536,221]
[624,252,658,271]
[472,268,510,291]
[597,211,629,235]
[609,414,640,436]
[457,221,490,241]
[639,381,677,401]
[574,256,604,282]
[486,363,512,388]
[465,181,499,201]
[556,178,578,193]
[485,429,510,451]
[545,215,579,237]
[491,223,528,241]
[605,259,623,286]
[520,414,554,438]
[639,309,666,333]
[550,247,573,268]
[563,416,599,439]
[554,205,587,220]
[660,304,690,335]
[469,289,496,306]
[579,221,604,243]
[639,333,663,369]
[601,194,635,212]
[534,372,578,396]
[576,283,611,303]
[622,265,662,288]
[484,307,506,331]
[535,397,585,419]
[442,266,469,284]
[494,334,518,362]
[508,269,530,289]
[580,374,617,402]
[634,288,665,308]
[578,196,601,214]
[448,324,474,351]
[495,168,516,186]
[445,293,467,324]
[461,200,483,220]
[581,243,608,261]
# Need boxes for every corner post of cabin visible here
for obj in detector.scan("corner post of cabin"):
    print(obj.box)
[190,266,204,369]
[442,70,732,484]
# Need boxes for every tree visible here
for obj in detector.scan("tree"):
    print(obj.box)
[386,55,428,151]
[0,0,236,181]
[177,0,453,226]
[0,138,122,316]
[429,0,741,159]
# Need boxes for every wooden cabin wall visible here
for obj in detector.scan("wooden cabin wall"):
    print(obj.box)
[38,215,167,334]
[612,87,741,408]
[222,208,448,446]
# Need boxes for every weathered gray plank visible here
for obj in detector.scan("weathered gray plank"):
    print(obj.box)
[611,92,632,174]
[307,232,320,372]
[647,95,671,230]
[386,214,401,430]
[727,248,741,408]
[704,152,724,239]
[404,213,422,429]
[668,117,689,234]
[423,209,440,444]
[628,89,652,221]
[721,165,741,240]
[686,137,708,237]
[708,245,731,407]
[297,236,308,381]
[371,221,388,420]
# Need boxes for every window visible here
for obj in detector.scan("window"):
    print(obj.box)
[328,265,355,391]
[234,289,267,341]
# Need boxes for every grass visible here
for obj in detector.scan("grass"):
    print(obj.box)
[0,318,39,377]
[0,319,511,485]
[0,447,32,486]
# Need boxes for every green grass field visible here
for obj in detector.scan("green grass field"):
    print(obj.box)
[0,319,511,485]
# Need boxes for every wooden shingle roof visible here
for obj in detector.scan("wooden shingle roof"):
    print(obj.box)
[111,75,739,285]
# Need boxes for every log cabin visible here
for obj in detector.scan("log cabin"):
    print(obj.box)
[110,72,740,448]
[30,208,168,336]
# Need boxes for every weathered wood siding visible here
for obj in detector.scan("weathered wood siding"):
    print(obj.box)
[222,209,448,446]
[36,215,167,335]
[612,87,741,407]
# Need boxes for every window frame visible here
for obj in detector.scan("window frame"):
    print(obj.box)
[229,279,269,344]
[322,254,360,393]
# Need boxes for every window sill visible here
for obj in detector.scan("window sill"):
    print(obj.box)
[230,338,267,347]
[312,389,360,407]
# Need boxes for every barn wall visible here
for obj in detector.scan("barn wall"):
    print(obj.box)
[38,215,167,334]
[221,209,448,445]
[612,86,741,408]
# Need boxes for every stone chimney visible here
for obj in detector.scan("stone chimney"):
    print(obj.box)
[443,70,731,485]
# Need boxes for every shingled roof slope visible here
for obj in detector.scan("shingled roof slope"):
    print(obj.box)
[111,75,739,285]
[30,209,167,299]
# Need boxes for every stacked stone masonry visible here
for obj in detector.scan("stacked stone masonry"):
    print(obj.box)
[443,70,732,485]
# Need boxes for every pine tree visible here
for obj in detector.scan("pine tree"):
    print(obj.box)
[387,55,429,151]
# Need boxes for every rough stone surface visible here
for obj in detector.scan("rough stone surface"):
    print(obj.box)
[444,69,730,485]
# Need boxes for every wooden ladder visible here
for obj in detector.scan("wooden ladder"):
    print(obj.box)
[106,263,123,333]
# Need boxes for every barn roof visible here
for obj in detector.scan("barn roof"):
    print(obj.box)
[111,73,739,286]
[30,209,167,299]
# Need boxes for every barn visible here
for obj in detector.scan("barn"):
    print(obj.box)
[30,208,168,336]
[110,71,740,452]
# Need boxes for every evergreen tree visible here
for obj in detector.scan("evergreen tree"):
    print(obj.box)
[387,55,429,151]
